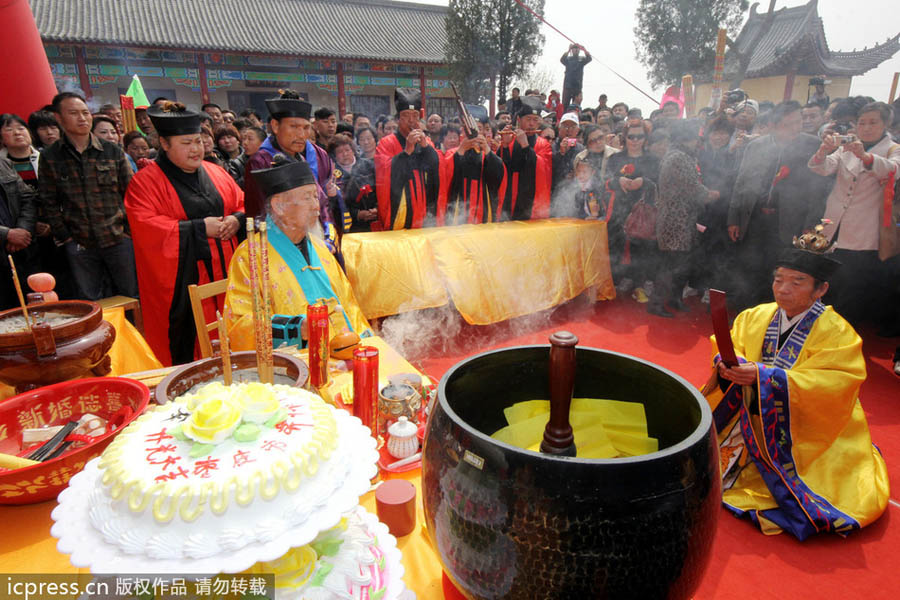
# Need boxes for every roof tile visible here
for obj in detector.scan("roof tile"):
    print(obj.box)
[726,0,898,78]
[30,0,448,64]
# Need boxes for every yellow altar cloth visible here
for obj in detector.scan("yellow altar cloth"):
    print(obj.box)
[341,218,615,323]
[0,307,162,402]
[0,335,446,598]
[0,469,445,599]
[276,335,427,404]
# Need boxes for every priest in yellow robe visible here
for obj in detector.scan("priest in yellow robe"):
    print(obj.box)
[703,246,889,540]
[225,155,372,351]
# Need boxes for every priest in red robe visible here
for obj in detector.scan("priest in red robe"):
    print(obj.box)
[497,95,552,221]
[125,103,244,365]
[374,88,441,230]
[438,112,507,225]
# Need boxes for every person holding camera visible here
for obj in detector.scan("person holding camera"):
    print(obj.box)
[809,101,900,332]
[727,101,831,311]
[550,113,585,203]
[728,99,759,152]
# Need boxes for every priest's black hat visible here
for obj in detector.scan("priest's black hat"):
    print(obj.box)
[251,154,316,198]
[517,96,544,118]
[265,89,312,120]
[394,88,422,114]
[147,102,201,136]
[774,248,841,282]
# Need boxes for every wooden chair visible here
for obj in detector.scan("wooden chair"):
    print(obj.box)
[187,279,229,358]
[97,295,144,334]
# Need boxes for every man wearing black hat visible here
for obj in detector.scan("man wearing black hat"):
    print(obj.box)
[243,90,337,245]
[225,157,371,350]
[438,108,506,225]
[125,102,245,365]
[373,88,441,230]
[702,243,889,540]
[497,95,552,220]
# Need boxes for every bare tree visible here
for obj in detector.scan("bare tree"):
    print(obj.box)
[511,65,557,96]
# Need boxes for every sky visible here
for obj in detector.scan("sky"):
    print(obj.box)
[403,0,900,113]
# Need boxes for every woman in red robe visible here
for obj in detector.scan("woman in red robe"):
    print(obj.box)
[125,103,244,365]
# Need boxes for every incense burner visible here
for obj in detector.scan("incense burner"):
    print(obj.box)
[155,351,309,404]
[422,345,720,600]
[0,301,115,394]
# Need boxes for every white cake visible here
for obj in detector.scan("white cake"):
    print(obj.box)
[52,381,380,575]
[244,506,406,600]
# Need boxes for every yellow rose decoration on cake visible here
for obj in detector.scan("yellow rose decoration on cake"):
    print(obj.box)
[183,381,228,410]
[235,382,281,424]
[182,397,243,444]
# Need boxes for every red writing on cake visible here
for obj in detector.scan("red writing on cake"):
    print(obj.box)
[154,466,190,482]
[145,428,173,444]
[261,440,286,453]
[193,456,220,478]
[274,420,312,435]
[232,449,255,468]
[284,403,310,418]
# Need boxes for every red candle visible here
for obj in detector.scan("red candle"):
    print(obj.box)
[307,303,329,388]
[353,345,379,437]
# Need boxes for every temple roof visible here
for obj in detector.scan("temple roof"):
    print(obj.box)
[725,0,899,78]
[30,0,449,64]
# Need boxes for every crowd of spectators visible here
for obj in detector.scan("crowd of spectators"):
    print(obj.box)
[1,80,899,370]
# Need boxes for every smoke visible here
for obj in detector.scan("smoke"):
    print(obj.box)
[380,302,464,362]
[378,291,588,364]
[56,79,101,113]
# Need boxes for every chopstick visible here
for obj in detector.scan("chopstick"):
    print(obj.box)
[27,420,78,461]
[386,452,421,470]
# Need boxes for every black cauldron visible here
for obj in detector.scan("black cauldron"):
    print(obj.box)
[422,344,720,600]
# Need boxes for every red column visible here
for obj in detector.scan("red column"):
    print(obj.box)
[783,71,796,101]
[0,0,59,116]
[198,53,210,105]
[337,61,346,116]
[420,67,427,114]
[75,47,93,100]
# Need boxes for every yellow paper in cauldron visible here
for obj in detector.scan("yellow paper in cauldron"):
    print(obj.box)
[491,398,657,458]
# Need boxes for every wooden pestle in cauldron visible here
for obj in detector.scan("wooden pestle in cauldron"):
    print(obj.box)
[540,331,578,457]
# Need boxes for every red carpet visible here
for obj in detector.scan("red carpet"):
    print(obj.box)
[389,294,900,598]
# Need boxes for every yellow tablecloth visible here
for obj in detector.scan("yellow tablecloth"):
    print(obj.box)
[0,307,162,401]
[0,469,444,598]
[275,335,426,405]
[0,334,445,598]
[342,218,615,323]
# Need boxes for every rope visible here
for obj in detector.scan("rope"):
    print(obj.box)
[511,0,660,105]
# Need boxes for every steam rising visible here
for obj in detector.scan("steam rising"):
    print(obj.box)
[379,296,581,364]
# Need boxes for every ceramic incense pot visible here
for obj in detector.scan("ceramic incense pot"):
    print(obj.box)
[0,301,115,393]
[155,351,309,404]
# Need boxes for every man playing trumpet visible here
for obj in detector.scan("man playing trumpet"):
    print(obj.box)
[374,88,441,230]
[497,95,552,221]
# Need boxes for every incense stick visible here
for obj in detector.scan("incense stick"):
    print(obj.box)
[217,310,232,385]
[246,218,264,381]
[258,221,274,383]
[8,255,32,332]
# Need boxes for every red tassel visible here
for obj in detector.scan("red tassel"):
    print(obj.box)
[604,181,616,223]
[623,238,632,265]
[883,170,896,226]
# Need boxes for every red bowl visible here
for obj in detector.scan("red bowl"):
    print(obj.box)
[0,377,150,504]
